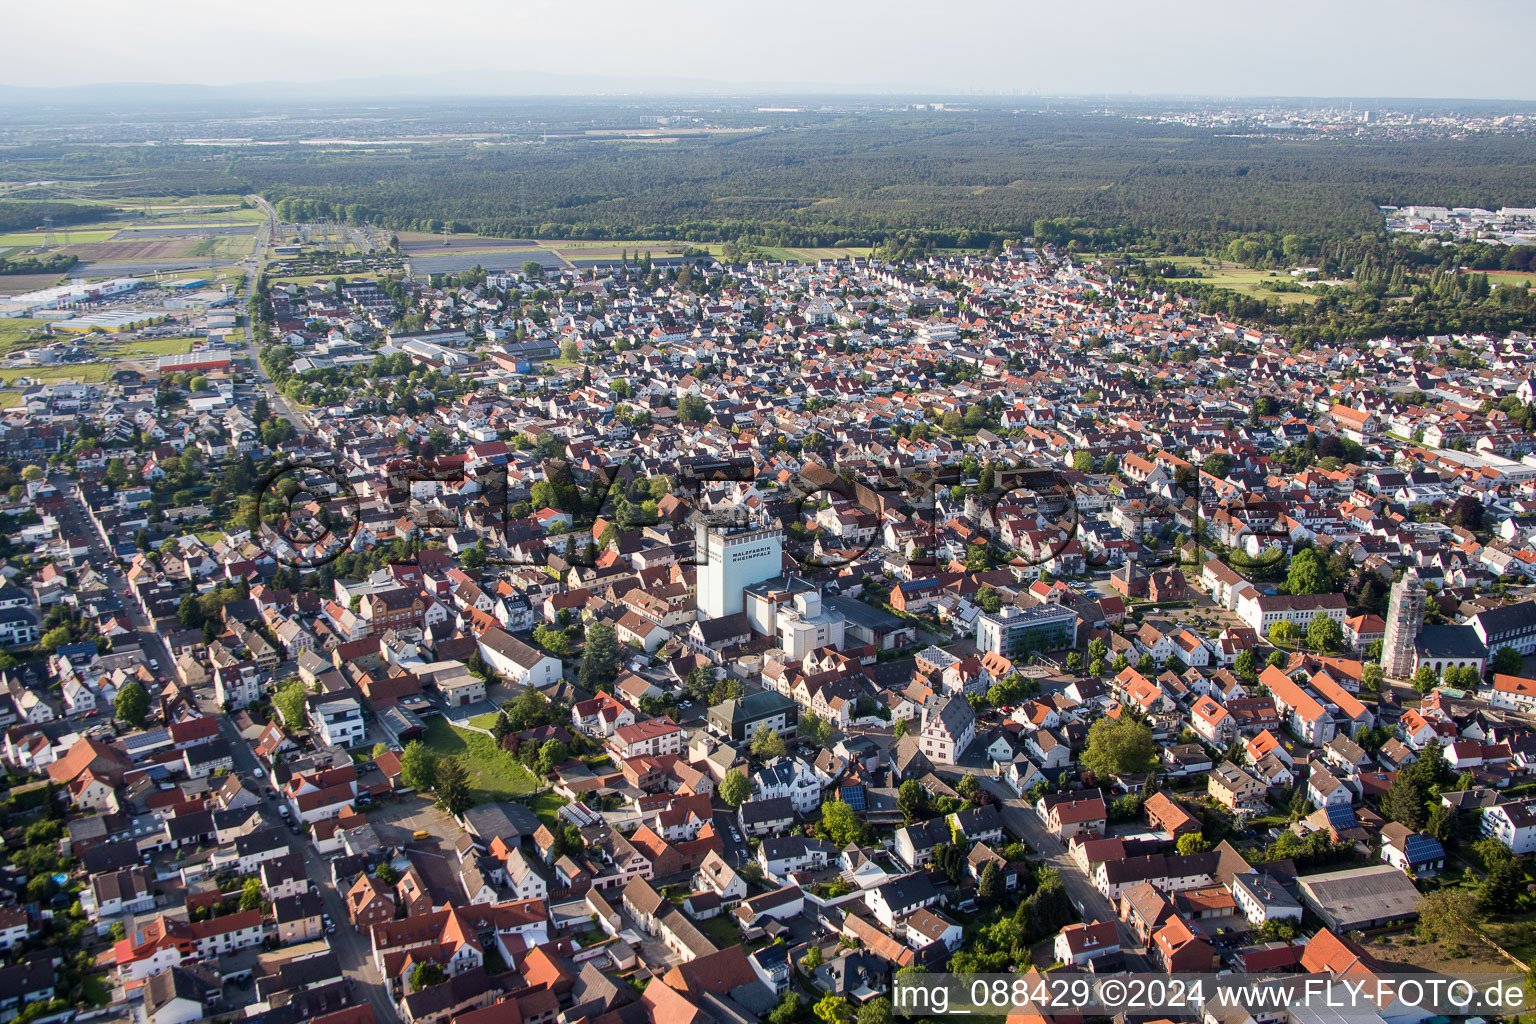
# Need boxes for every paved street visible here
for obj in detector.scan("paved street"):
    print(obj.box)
[63,476,400,1023]
[213,712,402,1024]
[980,777,1143,954]
[241,194,304,433]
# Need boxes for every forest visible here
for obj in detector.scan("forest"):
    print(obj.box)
[2,110,1534,253]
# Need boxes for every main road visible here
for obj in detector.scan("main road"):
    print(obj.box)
[240,194,304,433]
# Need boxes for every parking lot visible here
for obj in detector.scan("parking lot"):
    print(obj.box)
[366,795,462,849]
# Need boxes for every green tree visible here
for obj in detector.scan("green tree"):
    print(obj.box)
[1412,665,1439,694]
[578,622,621,689]
[1072,451,1094,472]
[1268,621,1300,647]
[814,994,851,1023]
[1286,548,1332,595]
[898,779,927,824]
[240,876,263,911]
[978,861,1002,903]
[769,994,804,1024]
[1176,831,1211,855]
[399,740,440,792]
[1065,651,1083,673]
[411,963,446,992]
[1081,715,1156,781]
[893,718,909,739]
[272,678,308,728]
[1382,768,1427,830]
[1418,890,1479,949]
[820,800,866,848]
[1362,662,1384,693]
[719,770,752,808]
[1234,649,1258,681]
[1480,856,1523,914]
[857,998,894,1024]
[750,722,787,760]
[537,739,569,775]
[113,680,151,728]
[434,756,472,816]
[801,944,824,971]
[1492,647,1523,676]
[1307,611,1343,653]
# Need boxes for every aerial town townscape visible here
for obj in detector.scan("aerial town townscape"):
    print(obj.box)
[3,16,1536,1023]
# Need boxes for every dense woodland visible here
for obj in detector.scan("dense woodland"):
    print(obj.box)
[4,112,1534,249]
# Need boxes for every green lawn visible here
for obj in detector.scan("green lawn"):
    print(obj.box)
[526,790,569,828]
[467,712,501,731]
[421,716,538,801]
[698,914,742,948]
[0,320,51,355]
[0,362,114,385]
[98,336,196,358]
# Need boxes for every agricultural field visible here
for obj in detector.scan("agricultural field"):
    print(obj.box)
[0,229,119,246]
[0,273,67,294]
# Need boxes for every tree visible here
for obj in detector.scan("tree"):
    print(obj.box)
[1412,665,1439,694]
[1480,855,1523,914]
[857,998,893,1024]
[821,800,866,848]
[578,622,621,689]
[801,944,824,971]
[801,712,832,747]
[1418,890,1479,949]
[537,739,569,775]
[114,680,150,728]
[1493,646,1523,676]
[1176,831,1212,855]
[523,260,545,279]
[1286,547,1332,596]
[897,779,927,824]
[1081,715,1156,781]
[1234,649,1258,681]
[189,375,209,392]
[375,863,399,884]
[20,465,43,482]
[434,756,472,815]
[1382,769,1427,830]
[1072,451,1094,472]
[677,394,711,423]
[1446,495,1485,532]
[1362,662,1384,693]
[399,741,440,792]
[1268,620,1300,647]
[978,861,1002,903]
[1307,611,1343,653]
[893,718,909,739]
[814,995,851,1024]
[720,770,752,808]
[272,678,308,728]
[490,711,512,744]
[411,963,446,992]
[770,994,805,1024]
[240,876,263,911]
[1065,651,1083,673]
[750,723,787,760]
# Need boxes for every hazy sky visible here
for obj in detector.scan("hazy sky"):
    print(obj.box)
[6,0,1536,99]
